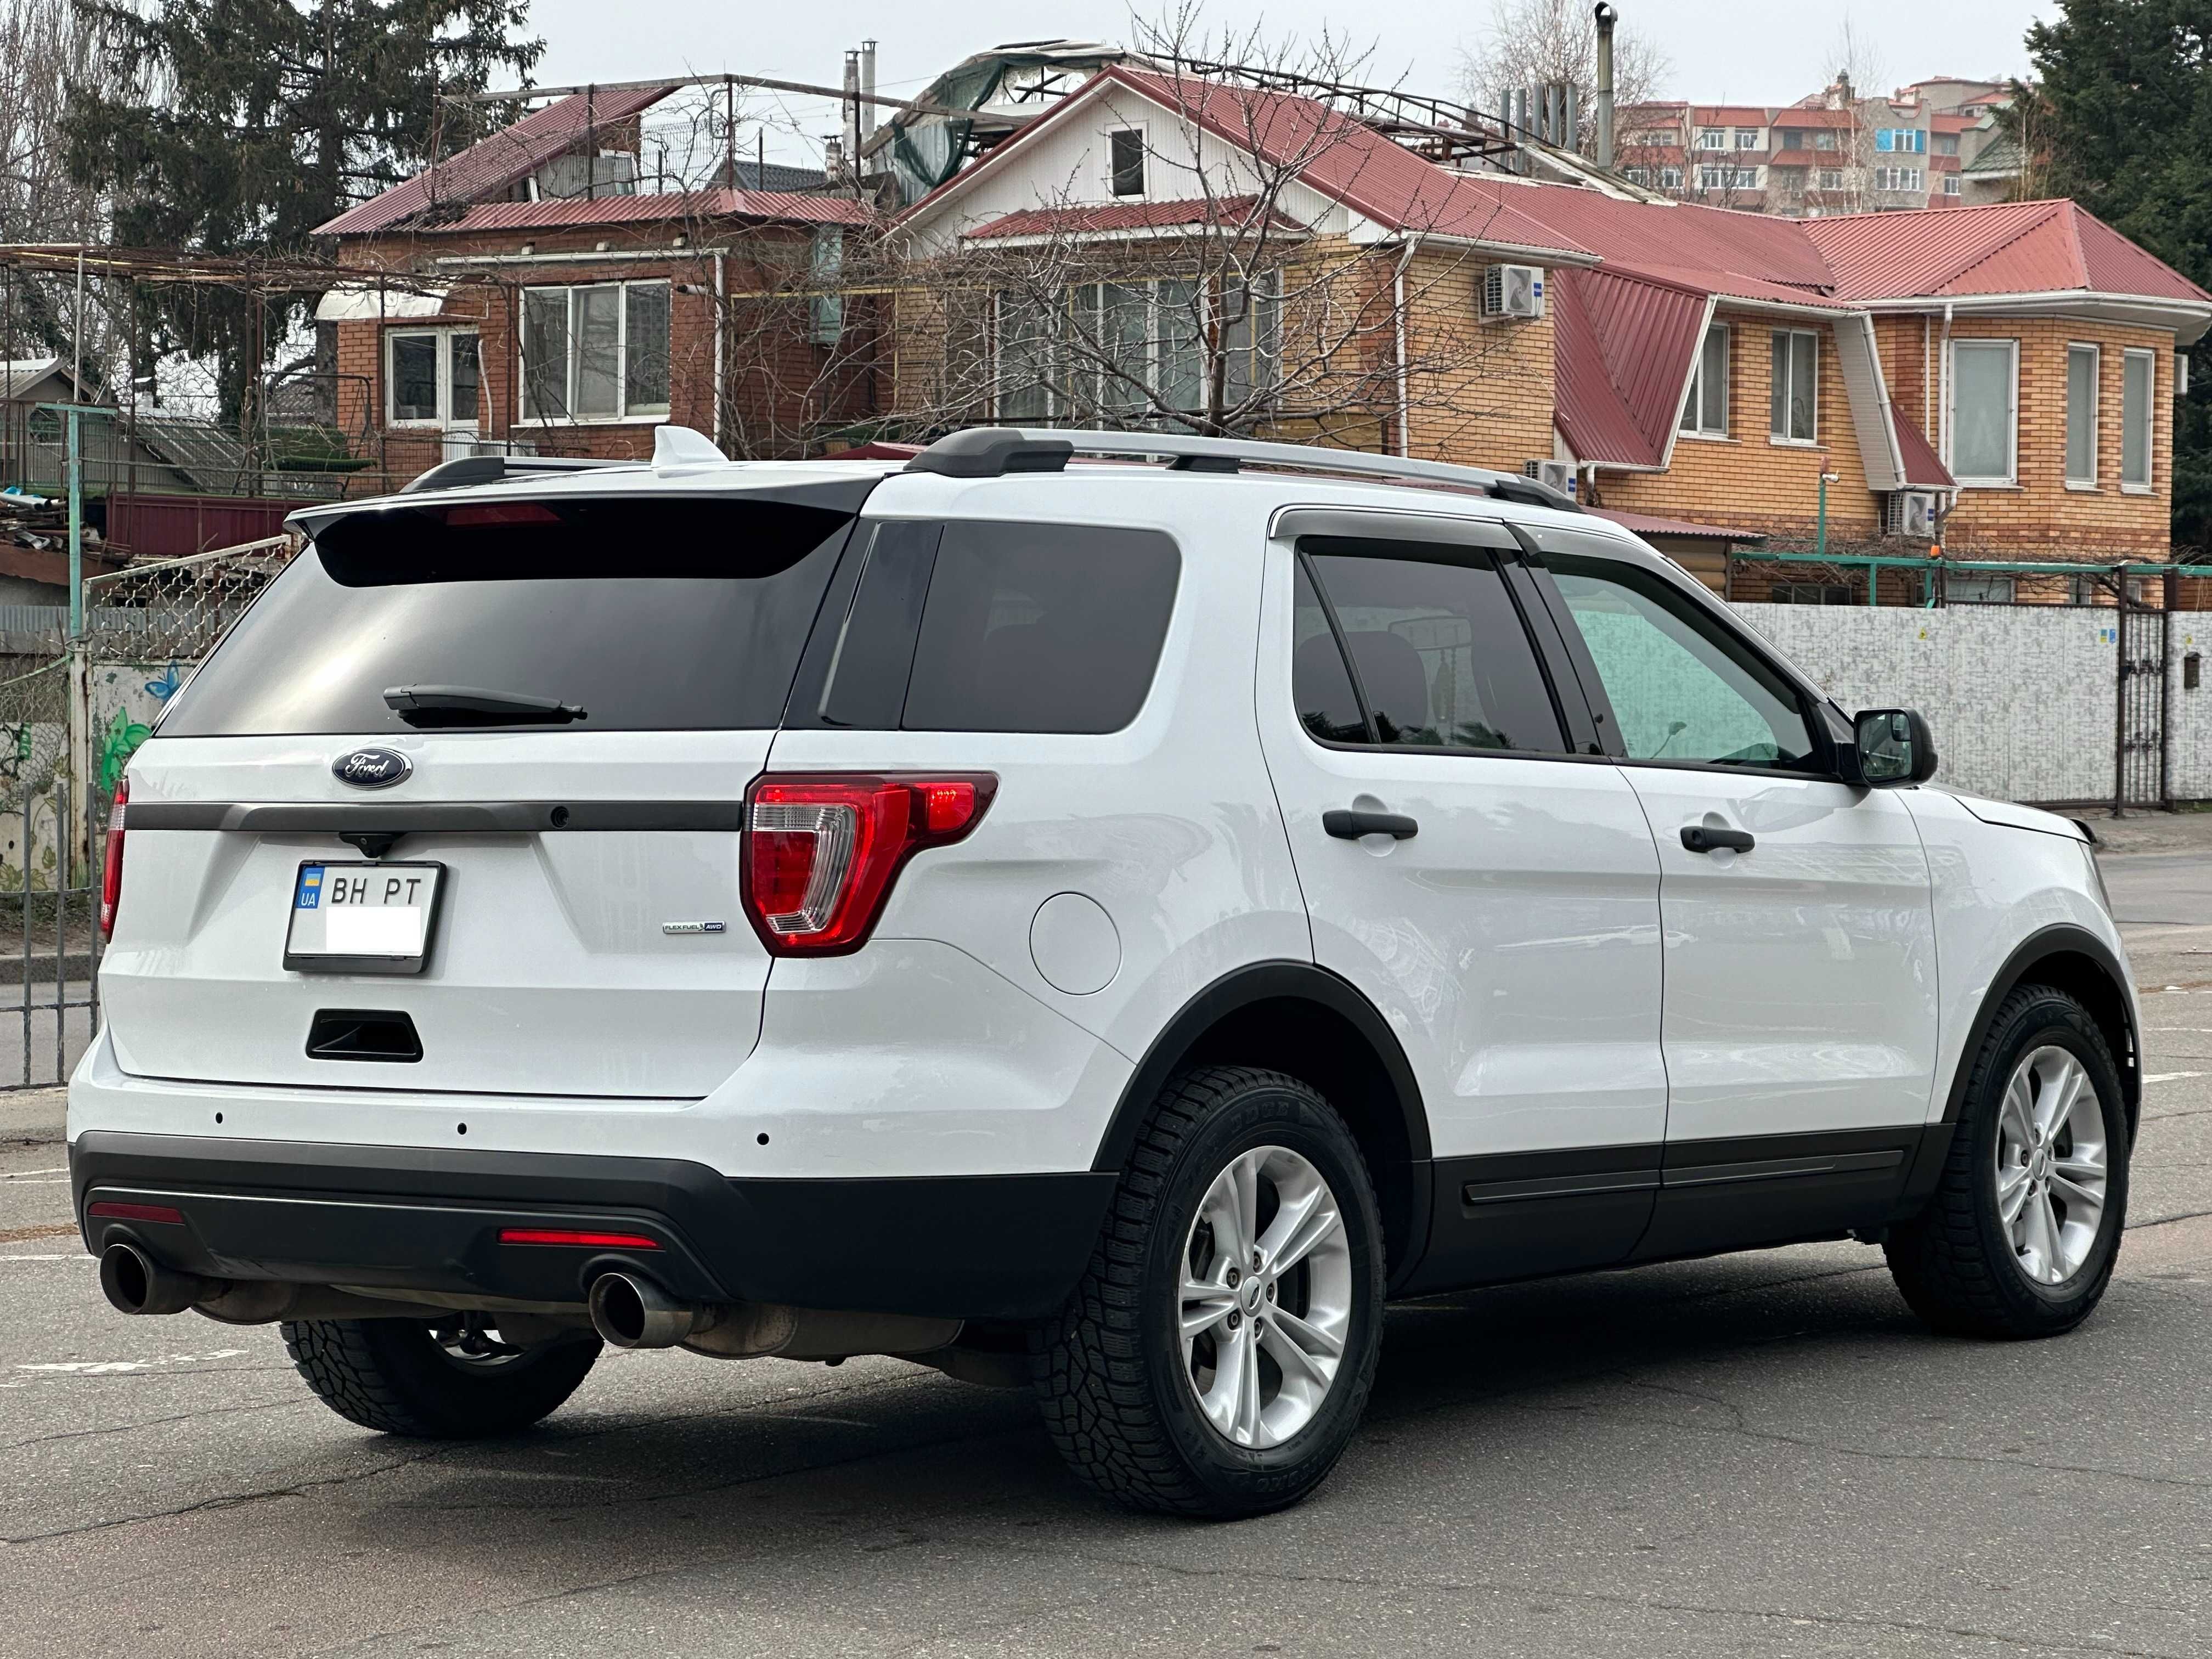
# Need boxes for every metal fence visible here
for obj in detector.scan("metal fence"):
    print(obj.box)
[0,535,296,1088]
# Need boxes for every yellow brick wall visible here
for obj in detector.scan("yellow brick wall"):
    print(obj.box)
[1594,309,1883,540]
[1875,313,2177,557]
[1402,255,1556,466]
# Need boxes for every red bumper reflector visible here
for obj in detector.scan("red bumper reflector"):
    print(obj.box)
[88,1201,184,1225]
[498,1228,661,1250]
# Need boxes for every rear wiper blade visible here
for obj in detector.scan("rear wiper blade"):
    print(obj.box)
[382,685,588,726]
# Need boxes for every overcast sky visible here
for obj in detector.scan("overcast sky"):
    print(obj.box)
[525,0,2057,165]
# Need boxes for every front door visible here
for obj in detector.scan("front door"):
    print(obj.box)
[1527,528,1939,1256]
[441,331,482,461]
[1256,517,1668,1289]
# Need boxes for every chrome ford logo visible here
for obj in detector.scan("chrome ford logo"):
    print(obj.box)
[332,748,412,789]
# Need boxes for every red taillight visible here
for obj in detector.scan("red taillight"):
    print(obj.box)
[87,1200,183,1225]
[98,776,127,940]
[498,1228,662,1249]
[742,773,995,955]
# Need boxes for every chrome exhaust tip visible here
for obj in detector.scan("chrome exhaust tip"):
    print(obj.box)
[98,1240,213,1317]
[586,1271,699,1348]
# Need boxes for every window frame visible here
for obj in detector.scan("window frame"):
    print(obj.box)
[1768,328,1819,446]
[1734,128,1761,149]
[991,273,1282,424]
[383,327,481,429]
[1697,128,1728,149]
[1678,321,1730,439]
[2064,342,2100,489]
[1948,337,2019,487]
[516,278,673,426]
[1659,165,1684,190]
[1285,527,1577,760]
[2121,347,2155,493]
[1105,125,1148,199]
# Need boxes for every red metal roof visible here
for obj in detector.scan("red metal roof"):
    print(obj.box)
[1804,199,2212,302]
[1692,107,1770,126]
[414,188,870,234]
[1591,507,1767,542]
[1770,109,1857,128]
[318,86,677,237]
[961,196,1288,239]
[1551,268,1708,468]
[1891,404,1954,488]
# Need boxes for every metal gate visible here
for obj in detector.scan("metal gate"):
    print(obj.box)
[2116,589,2170,812]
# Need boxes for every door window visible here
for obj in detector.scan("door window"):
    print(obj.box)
[1543,546,1818,771]
[1293,539,1566,754]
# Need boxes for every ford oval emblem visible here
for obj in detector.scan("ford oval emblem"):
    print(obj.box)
[332,747,412,789]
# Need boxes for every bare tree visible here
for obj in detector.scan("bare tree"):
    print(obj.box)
[0,0,118,379]
[1459,0,1671,150]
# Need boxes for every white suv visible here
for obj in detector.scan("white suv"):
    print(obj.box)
[71,426,2139,1518]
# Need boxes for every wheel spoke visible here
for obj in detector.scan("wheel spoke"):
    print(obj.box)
[1233,1325,1263,1444]
[1265,1187,1342,1278]
[1181,1279,1237,1341]
[2053,1152,2104,1185]
[2038,1057,2086,1140]
[1997,1164,2033,1227]
[1999,1076,2037,1154]
[1227,1151,1261,1263]
[2048,1171,2101,1213]
[2031,1192,2065,1282]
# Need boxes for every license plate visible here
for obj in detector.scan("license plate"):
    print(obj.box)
[284,862,445,974]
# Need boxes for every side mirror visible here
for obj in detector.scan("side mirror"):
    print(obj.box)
[1852,708,1938,786]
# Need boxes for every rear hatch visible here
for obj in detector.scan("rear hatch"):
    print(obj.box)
[103,479,867,1098]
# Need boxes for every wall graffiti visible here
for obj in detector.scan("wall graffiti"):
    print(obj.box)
[92,661,183,798]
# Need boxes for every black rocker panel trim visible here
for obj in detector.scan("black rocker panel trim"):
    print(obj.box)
[70,1131,1113,1321]
[1632,1125,1923,1262]
[1404,1142,1662,1294]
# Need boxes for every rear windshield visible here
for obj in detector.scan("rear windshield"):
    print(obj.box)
[160,495,856,736]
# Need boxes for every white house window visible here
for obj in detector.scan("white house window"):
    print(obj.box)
[1659,165,1684,189]
[1769,329,1818,443]
[1949,338,2018,485]
[1812,129,1839,150]
[1875,128,1927,153]
[1108,128,1146,198]
[385,329,480,427]
[1624,166,1650,185]
[1934,131,1960,155]
[520,280,671,421]
[1697,165,1758,190]
[1679,321,1728,437]
[1873,166,1925,191]
[2121,348,2155,491]
[994,275,1281,422]
[1734,128,1760,149]
[1942,174,1961,195]
[1948,573,2016,605]
[1697,128,1728,149]
[1818,168,1844,190]
[2065,343,2099,487]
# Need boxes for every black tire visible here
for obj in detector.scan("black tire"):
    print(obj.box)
[1031,1066,1386,1519]
[282,1317,602,1437]
[1886,984,2130,1339]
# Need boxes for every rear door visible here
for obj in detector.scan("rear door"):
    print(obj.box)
[104,483,865,1099]
[1254,513,1669,1288]
[1522,526,1938,1255]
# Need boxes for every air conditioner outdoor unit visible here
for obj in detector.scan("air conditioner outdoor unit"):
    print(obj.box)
[1523,459,1577,497]
[1885,489,1940,539]
[1483,264,1545,319]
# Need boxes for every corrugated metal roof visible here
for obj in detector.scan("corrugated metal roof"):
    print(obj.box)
[420,188,870,233]
[961,196,1284,239]
[1891,403,1954,488]
[1805,199,2211,302]
[318,86,678,237]
[1551,268,1707,469]
[1592,507,1768,542]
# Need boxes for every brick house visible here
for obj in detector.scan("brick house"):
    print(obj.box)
[890,65,2210,596]
[314,87,876,479]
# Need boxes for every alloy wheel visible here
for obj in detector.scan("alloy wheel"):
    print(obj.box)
[1178,1145,1353,1449]
[1994,1045,2108,1286]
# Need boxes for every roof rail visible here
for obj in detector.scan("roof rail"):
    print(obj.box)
[398,454,633,494]
[902,427,1582,512]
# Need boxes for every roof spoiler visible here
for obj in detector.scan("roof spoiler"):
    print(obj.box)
[902,427,1581,511]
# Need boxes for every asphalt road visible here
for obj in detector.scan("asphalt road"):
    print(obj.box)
[5,863,2212,1657]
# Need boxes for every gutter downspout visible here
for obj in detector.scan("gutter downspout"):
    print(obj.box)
[712,251,727,453]
[1937,301,1954,470]
[1393,241,1414,458]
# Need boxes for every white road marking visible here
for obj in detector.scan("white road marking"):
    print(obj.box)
[0,1167,66,1179]
[15,1348,249,1375]
[2144,1072,2207,1085]
[0,1252,86,1262]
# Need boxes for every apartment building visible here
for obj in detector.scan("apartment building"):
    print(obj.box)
[1620,76,2016,218]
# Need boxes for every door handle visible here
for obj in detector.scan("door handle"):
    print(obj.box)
[1324,809,1419,841]
[1680,825,1754,854]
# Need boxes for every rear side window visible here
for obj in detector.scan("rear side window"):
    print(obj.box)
[1293,538,1567,753]
[160,495,856,736]
[821,520,1180,734]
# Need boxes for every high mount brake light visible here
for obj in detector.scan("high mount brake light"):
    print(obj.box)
[742,774,996,955]
[98,776,127,940]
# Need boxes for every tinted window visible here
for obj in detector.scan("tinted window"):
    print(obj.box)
[1544,550,1817,770]
[1291,562,1368,742]
[1298,541,1566,753]
[161,496,855,736]
[896,522,1179,734]
[820,521,941,729]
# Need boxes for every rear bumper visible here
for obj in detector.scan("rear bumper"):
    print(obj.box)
[70,1131,1114,1321]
